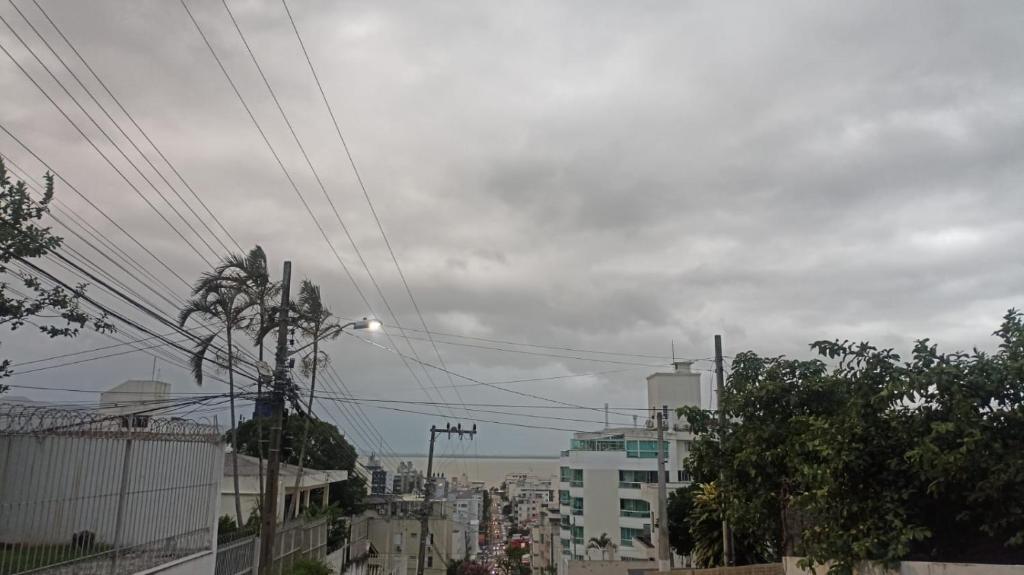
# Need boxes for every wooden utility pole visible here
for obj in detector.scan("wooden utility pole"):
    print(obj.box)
[656,405,670,572]
[417,423,477,575]
[715,335,734,567]
[259,261,291,574]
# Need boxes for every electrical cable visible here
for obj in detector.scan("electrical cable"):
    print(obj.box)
[23,0,244,254]
[7,0,236,257]
[278,0,473,423]
[0,22,216,265]
[180,0,450,421]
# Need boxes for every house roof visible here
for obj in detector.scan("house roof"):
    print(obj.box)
[224,452,348,484]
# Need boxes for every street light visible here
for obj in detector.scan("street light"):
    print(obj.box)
[287,317,381,358]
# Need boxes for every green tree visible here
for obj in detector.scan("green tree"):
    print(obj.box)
[667,485,696,557]
[179,262,256,526]
[215,245,280,500]
[234,415,365,516]
[0,160,114,384]
[681,311,1024,573]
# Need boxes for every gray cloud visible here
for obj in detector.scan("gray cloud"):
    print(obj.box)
[3,0,1024,458]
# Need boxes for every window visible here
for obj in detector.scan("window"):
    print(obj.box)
[561,538,570,552]
[677,470,691,483]
[618,470,661,487]
[620,527,644,548]
[625,440,670,459]
[559,490,571,505]
[571,526,583,544]
[560,466,572,482]
[560,516,571,528]
[570,469,583,487]
[570,497,584,515]
[619,499,651,518]
[427,555,433,568]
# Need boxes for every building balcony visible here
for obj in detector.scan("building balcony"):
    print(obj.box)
[571,509,583,516]
[620,510,651,518]
[569,480,583,488]
[618,482,641,489]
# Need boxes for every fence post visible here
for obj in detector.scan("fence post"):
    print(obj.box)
[110,420,134,575]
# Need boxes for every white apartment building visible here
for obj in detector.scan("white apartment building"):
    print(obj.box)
[556,362,701,572]
[450,489,483,560]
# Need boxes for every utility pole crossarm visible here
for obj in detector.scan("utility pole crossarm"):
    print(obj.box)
[416,423,477,575]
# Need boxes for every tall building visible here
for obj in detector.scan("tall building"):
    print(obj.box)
[557,362,701,571]
[393,461,425,495]
[450,488,483,561]
[366,455,392,496]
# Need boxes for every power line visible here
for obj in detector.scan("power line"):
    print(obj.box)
[381,323,707,361]
[24,0,244,253]
[312,395,637,427]
[0,19,216,265]
[0,123,192,288]
[218,0,459,421]
[324,398,586,434]
[278,0,472,422]
[2,155,189,306]
[390,332,671,367]
[7,0,236,257]
[344,331,640,418]
[179,0,448,420]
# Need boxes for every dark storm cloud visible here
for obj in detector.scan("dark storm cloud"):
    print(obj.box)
[3,0,1024,455]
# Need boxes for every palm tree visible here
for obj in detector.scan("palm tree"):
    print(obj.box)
[284,280,339,520]
[215,246,279,501]
[690,482,724,568]
[587,533,617,560]
[179,270,254,527]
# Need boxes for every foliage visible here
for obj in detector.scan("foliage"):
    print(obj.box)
[0,160,114,384]
[586,533,616,560]
[457,562,492,575]
[234,415,364,516]
[496,544,530,575]
[285,280,339,519]
[283,558,331,575]
[681,310,1024,573]
[667,485,696,557]
[481,489,492,532]
[218,515,238,537]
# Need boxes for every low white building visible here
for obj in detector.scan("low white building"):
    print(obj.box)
[220,453,347,524]
[557,362,701,572]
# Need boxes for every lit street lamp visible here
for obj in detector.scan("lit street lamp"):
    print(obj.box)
[286,316,381,358]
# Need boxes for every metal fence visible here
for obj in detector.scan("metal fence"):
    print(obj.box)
[214,518,328,575]
[0,403,223,575]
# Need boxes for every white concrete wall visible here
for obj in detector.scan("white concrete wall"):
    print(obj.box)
[784,557,1024,575]
[647,365,701,425]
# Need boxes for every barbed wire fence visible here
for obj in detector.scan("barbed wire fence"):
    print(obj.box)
[0,403,223,575]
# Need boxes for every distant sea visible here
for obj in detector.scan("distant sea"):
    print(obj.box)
[361,455,559,487]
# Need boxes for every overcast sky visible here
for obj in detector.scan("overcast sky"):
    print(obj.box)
[2,0,1024,465]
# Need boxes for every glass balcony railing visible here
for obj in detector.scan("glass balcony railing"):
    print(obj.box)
[570,480,583,488]
[620,510,651,518]
[571,509,584,516]
[618,482,641,489]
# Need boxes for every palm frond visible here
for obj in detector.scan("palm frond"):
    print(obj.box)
[179,297,217,327]
[190,332,218,386]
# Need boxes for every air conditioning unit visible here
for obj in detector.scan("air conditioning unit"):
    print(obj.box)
[644,419,655,429]
[672,423,686,432]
